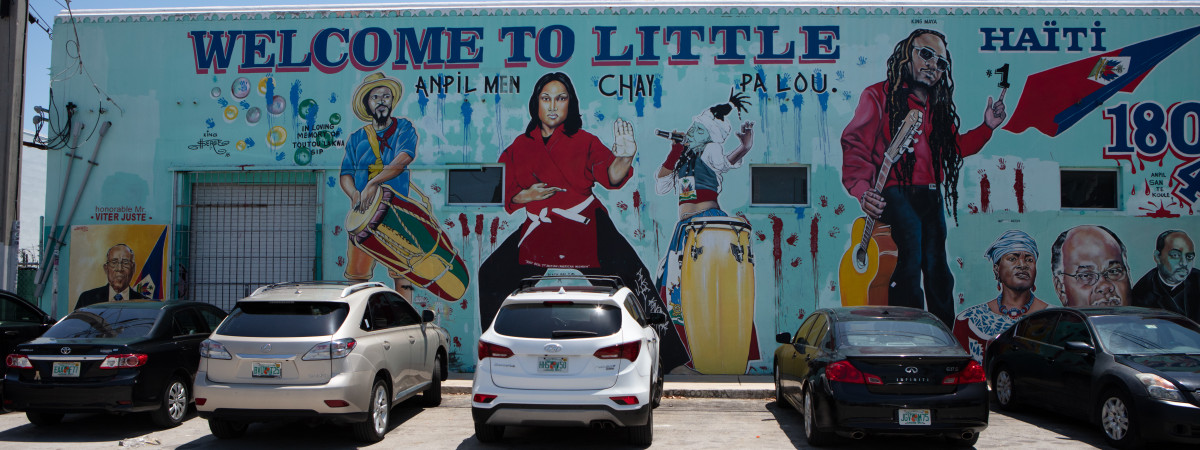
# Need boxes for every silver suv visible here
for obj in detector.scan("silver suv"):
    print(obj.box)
[194,281,448,442]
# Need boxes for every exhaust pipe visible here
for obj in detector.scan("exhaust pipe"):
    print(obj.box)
[960,431,974,440]
[850,431,866,440]
[590,420,617,430]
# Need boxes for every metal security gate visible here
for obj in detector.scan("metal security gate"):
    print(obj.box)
[173,171,322,310]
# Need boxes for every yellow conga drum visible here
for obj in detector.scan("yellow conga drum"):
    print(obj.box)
[679,217,755,374]
[345,183,470,301]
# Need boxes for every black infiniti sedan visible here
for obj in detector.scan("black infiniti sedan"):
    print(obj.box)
[774,306,987,447]
[3,300,226,428]
[984,307,1200,449]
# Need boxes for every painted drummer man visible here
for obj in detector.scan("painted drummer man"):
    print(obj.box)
[339,72,418,298]
[653,91,757,369]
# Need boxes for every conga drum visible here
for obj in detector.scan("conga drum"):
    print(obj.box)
[679,217,755,374]
[345,183,470,301]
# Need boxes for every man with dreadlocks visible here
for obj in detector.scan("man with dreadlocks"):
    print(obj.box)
[841,29,1008,327]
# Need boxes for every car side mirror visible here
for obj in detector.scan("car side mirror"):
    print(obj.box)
[647,312,669,325]
[776,332,792,344]
[422,310,436,323]
[1065,341,1095,355]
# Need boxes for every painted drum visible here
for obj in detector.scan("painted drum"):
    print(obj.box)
[679,216,755,374]
[345,184,470,301]
[231,77,251,99]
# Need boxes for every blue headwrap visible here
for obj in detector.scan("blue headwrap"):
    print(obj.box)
[985,230,1039,264]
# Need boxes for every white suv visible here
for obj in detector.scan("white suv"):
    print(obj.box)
[471,275,667,445]
[194,281,448,442]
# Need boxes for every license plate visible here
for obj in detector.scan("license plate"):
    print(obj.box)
[899,409,931,426]
[52,362,80,377]
[538,356,568,373]
[251,362,283,378]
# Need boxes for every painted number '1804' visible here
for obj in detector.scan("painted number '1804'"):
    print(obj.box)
[1103,102,1200,205]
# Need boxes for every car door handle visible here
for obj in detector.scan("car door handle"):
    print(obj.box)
[383,341,391,350]
[4,331,19,336]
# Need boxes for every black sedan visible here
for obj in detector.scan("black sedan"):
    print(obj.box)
[984,307,1200,448]
[0,290,54,375]
[774,306,987,447]
[3,300,226,428]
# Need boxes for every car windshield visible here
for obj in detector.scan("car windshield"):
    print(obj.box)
[217,301,349,337]
[836,318,957,347]
[43,307,159,339]
[494,302,621,339]
[1092,315,1200,355]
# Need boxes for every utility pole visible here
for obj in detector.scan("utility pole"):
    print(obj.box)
[0,0,31,292]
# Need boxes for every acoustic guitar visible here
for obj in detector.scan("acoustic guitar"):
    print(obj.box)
[839,109,923,306]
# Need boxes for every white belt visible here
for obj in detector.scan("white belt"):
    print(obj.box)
[519,196,595,246]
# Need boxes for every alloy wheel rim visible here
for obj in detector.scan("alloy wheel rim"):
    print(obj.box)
[996,371,1013,405]
[1101,397,1128,440]
[804,391,815,437]
[372,386,388,434]
[167,382,187,420]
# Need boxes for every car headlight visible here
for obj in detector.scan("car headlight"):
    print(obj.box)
[1135,373,1184,402]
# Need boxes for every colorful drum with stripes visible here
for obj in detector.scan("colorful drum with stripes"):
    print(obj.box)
[679,216,755,374]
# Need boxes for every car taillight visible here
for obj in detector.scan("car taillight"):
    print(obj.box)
[478,341,514,360]
[825,361,882,385]
[942,361,987,385]
[5,354,32,369]
[303,338,357,360]
[594,341,640,362]
[610,396,640,406]
[199,339,232,360]
[99,354,148,369]
[473,394,497,403]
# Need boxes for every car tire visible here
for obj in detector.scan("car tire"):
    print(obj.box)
[992,366,1019,411]
[474,420,505,443]
[207,418,248,439]
[803,386,835,447]
[774,364,790,409]
[651,358,664,409]
[25,411,63,427]
[1099,388,1143,449]
[627,409,653,446]
[353,378,391,443]
[420,354,443,407]
[150,376,190,428]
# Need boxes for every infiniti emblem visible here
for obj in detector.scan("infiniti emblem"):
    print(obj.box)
[544,343,563,353]
[261,344,272,352]
[904,366,919,374]
[60,347,71,355]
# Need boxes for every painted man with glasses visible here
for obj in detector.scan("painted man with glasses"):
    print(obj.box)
[841,29,1007,326]
[76,244,145,310]
[1050,225,1131,307]
[1132,230,1199,321]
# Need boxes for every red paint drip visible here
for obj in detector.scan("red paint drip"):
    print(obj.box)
[809,213,820,260]
[474,214,484,235]
[1139,160,1145,171]
[786,234,798,246]
[489,218,499,245]
[1014,166,1025,213]
[632,190,642,209]
[1132,185,1138,195]
[1145,179,1151,196]
[979,174,991,213]
[1139,201,1181,218]
[458,214,470,237]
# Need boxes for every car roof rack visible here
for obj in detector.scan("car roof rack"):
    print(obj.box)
[250,280,379,297]
[515,275,625,295]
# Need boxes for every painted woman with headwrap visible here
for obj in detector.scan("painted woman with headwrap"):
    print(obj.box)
[953,229,1051,362]
[653,91,756,372]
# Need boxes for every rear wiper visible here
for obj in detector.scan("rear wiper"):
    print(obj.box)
[552,330,598,338]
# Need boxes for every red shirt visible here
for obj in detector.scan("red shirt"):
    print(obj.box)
[499,127,630,268]
[841,81,994,200]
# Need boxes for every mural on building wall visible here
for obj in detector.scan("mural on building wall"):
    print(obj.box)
[68,225,169,311]
[42,7,1200,374]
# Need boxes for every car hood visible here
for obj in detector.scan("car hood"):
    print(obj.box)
[842,345,969,358]
[1118,354,1200,389]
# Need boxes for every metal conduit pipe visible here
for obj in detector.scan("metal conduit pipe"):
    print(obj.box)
[32,120,84,293]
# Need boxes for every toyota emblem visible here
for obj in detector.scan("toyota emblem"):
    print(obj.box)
[261,343,272,352]
[60,347,71,355]
[544,343,563,353]
[904,366,919,374]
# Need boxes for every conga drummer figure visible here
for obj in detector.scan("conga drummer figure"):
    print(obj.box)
[654,91,760,374]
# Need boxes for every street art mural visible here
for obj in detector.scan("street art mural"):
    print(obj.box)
[39,6,1200,374]
[68,225,169,311]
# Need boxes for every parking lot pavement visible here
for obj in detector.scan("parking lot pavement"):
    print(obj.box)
[0,395,1190,449]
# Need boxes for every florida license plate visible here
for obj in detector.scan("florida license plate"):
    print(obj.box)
[898,409,931,426]
[538,356,568,373]
[251,362,282,378]
[52,362,80,377]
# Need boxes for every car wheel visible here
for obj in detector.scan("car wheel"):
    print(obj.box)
[474,420,505,443]
[774,364,790,409]
[150,376,190,428]
[420,354,443,407]
[803,386,835,446]
[651,358,664,408]
[627,408,653,446]
[25,411,63,427]
[993,366,1019,411]
[1099,388,1143,449]
[207,418,248,439]
[352,379,390,443]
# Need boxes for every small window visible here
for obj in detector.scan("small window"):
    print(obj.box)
[172,310,202,336]
[448,166,503,204]
[752,166,809,205]
[1016,312,1059,343]
[1061,169,1118,209]
[387,293,422,326]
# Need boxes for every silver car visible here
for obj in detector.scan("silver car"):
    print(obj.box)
[194,281,448,442]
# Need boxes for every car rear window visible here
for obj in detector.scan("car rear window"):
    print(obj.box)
[836,318,957,347]
[44,307,160,339]
[494,302,621,339]
[217,301,349,337]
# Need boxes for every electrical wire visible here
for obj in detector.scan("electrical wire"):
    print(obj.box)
[27,3,53,38]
